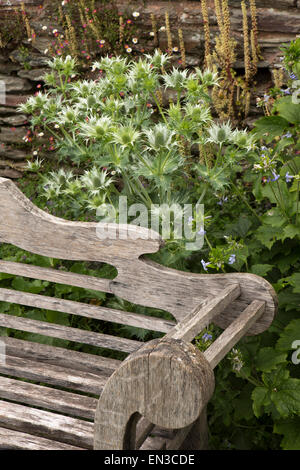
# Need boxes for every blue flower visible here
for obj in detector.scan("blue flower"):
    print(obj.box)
[228,254,236,265]
[270,171,280,182]
[202,333,213,342]
[283,132,292,138]
[285,172,294,183]
[197,228,206,236]
[201,259,210,271]
[289,73,297,80]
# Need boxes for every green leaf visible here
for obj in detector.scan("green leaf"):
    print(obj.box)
[271,377,300,418]
[233,387,255,422]
[227,215,253,238]
[280,225,300,241]
[255,225,280,249]
[0,273,14,281]
[282,273,300,293]
[255,347,287,372]
[252,386,270,418]
[275,96,300,124]
[250,264,274,277]
[252,116,289,142]
[274,417,300,450]
[277,319,300,351]
[11,277,48,294]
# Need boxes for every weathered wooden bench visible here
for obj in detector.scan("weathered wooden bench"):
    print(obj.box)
[0,177,277,450]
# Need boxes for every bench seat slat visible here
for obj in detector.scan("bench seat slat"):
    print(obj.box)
[0,313,142,353]
[0,399,94,449]
[0,354,107,395]
[0,287,174,333]
[1,336,121,375]
[0,376,97,420]
[0,260,113,293]
[0,427,85,450]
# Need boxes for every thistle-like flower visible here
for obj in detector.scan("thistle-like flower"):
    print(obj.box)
[144,123,177,151]
[184,103,212,125]
[194,68,219,87]
[26,158,44,172]
[111,125,141,150]
[18,92,51,114]
[205,121,234,146]
[80,168,114,197]
[57,106,80,125]
[144,49,170,70]
[231,129,257,151]
[79,116,113,140]
[163,67,189,92]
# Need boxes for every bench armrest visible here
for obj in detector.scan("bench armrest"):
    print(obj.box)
[94,338,214,450]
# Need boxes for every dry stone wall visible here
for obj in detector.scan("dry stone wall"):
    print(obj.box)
[0,0,299,178]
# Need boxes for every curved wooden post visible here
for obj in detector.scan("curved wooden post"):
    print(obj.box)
[94,338,215,450]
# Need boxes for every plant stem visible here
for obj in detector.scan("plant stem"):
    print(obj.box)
[231,181,261,223]
[151,92,169,126]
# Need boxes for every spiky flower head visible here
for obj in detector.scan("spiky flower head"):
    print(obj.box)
[206,121,234,146]
[111,125,141,150]
[79,116,113,140]
[144,123,177,151]
[80,168,114,197]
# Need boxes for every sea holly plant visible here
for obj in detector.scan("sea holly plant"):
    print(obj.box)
[19,51,257,267]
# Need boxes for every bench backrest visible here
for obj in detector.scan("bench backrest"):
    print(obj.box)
[0,177,277,355]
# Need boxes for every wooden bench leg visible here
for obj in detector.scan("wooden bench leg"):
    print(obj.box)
[180,408,209,450]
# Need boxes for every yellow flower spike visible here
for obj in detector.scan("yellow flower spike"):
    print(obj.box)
[178,28,186,68]
[165,11,173,55]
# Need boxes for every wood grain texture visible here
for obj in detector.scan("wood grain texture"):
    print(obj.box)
[204,300,266,369]
[1,336,121,375]
[0,260,113,293]
[0,313,142,353]
[0,353,107,395]
[0,177,277,335]
[0,376,97,420]
[94,338,214,450]
[0,287,175,333]
[0,427,85,450]
[167,284,240,342]
[0,399,94,449]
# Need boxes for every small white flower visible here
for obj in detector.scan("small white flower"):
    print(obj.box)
[28,38,32,42]
[132,11,140,18]
[42,26,47,31]
[159,26,166,32]
[149,31,155,37]
[44,49,49,54]
[53,29,58,34]
[54,124,60,129]
[100,39,105,44]
[132,38,138,44]
[33,150,38,156]
[172,46,179,52]
[38,132,44,137]
[126,47,132,53]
